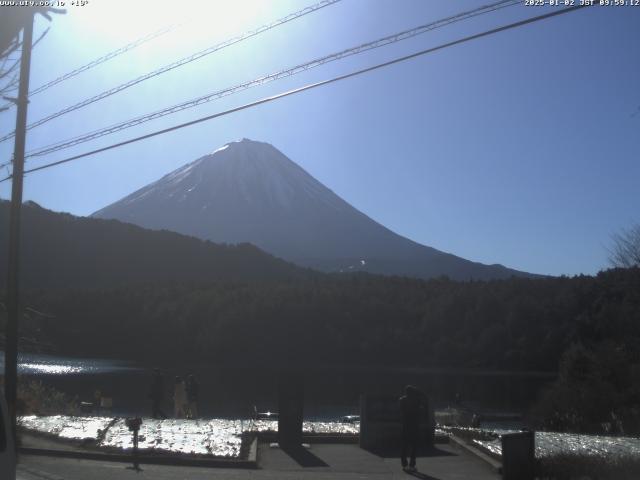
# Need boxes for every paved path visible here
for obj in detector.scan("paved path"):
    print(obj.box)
[18,442,499,480]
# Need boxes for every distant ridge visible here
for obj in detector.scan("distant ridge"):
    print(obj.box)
[93,138,535,280]
[0,200,305,289]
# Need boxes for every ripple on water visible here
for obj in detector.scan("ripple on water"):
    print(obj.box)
[19,363,84,375]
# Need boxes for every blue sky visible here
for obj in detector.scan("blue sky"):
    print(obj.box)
[0,0,638,276]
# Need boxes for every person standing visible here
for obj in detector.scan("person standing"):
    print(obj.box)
[399,385,424,472]
[173,376,187,418]
[149,369,167,419]
[185,374,199,419]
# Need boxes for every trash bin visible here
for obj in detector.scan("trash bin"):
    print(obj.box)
[501,431,535,480]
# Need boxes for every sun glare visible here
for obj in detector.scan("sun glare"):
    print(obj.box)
[71,0,269,47]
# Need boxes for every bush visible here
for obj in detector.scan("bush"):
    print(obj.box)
[530,342,640,434]
[0,377,80,416]
[537,453,640,480]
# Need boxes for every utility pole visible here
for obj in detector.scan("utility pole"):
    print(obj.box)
[4,11,34,439]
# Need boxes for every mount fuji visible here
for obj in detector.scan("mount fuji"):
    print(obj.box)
[92,138,531,280]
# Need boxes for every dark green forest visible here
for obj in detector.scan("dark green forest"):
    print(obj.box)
[15,267,640,433]
[22,268,638,371]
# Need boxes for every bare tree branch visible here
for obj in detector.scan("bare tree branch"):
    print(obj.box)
[1,6,64,59]
[1,38,19,60]
[0,57,21,81]
[0,73,19,97]
[609,224,640,268]
[0,8,62,113]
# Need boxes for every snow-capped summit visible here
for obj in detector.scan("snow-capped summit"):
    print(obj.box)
[93,139,531,280]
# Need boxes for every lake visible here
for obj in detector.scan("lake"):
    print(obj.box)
[1,351,556,418]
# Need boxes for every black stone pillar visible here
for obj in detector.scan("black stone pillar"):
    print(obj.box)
[502,431,535,480]
[278,374,304,446]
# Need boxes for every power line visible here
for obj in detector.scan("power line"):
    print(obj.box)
[29,24,177,97]
[0,0,342,144]
[0,4,590,184]
[23,0,519,160]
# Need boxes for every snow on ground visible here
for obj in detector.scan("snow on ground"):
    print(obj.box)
[249,419,359,435]
[19,415,113,441]
[101,418,244,457]
[469,430,640,460]
[22,416,637,462]
[19,416,359,458]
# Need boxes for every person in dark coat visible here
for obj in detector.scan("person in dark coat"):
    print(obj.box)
[399,385,425,472]
[149,369,167,419]
[185,374,199,419]
[174,376,187,418]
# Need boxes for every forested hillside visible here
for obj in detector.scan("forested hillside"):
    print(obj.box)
[0,201,307,288]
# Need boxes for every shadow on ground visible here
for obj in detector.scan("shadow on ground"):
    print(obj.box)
[405,471,442,480]
[364,445,455,460]
[279,444,329,467]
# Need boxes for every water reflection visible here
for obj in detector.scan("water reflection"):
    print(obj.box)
[0,351,141,375]
[19,363,84,375]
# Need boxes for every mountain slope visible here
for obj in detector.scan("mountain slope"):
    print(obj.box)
[0,200,305,289]
[93,138,533,280]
